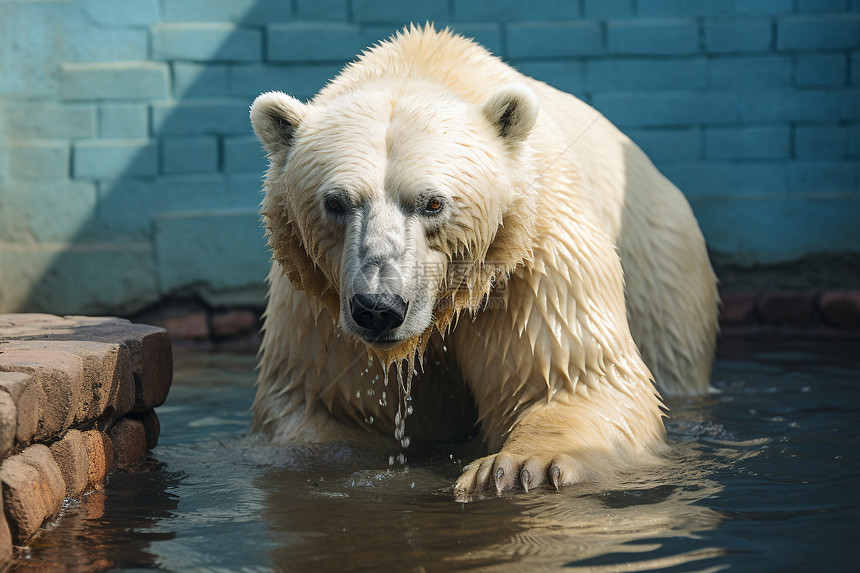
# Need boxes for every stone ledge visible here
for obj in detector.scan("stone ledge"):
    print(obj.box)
[0,314,172,567]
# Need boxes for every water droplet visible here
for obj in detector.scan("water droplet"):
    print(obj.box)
[401,436,411,448]
[406,405,413,415]
[355,391,361,399]
[388,455,395,466]
[443,345,447,351]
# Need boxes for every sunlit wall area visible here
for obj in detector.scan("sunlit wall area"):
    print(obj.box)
[0,0,857,315]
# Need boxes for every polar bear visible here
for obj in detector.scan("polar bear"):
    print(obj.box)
[250,26,719,499]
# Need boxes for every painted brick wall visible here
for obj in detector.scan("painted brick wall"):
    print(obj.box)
[0,0,858,314]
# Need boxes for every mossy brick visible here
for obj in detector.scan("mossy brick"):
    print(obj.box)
[4,104,97,139]
[453,0,579,21]
[267,23,391,63]
[0,372,38,444]
[584,0,634,18]
[228,64,342,99]
[626,128,702,162]
[0,244,159,316]
[514,62,585,95]
[709,56,793,88]
[152,100,250,135]
[163,0,292,24]
[154,209,270,293]
[777,15,860,51]
[0,181,97,243]
[297,0,348,20]
[798,0,849,12]
[506,22,602,58]
[795,54,847,87]
[787,161,856,193]
[153,24,262,62]
[352,0,448,23]
[705,126,790,160]
[704,19,773,53]
[174,63,230,98]
[450,24,503,56]
[608,19,700,55]
[99,104,149,139]
[49,429,89,498]
[161,136,218,174]
[795,125,852,158]
[586,59,707,91]
[79,0,161,26]
[73,139,157,179]
[63,27,148,63]
[224,136,265,173]
[592,92,739,128]
[7,141,69,180]
[60,62,169,101]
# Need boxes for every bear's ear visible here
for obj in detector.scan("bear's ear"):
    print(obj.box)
[250,91,308,155]
[481,84,539,144]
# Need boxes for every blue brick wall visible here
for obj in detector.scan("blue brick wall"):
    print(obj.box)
[0,0,857,315]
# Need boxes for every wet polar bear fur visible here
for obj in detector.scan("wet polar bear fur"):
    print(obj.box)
[250,26,719,499]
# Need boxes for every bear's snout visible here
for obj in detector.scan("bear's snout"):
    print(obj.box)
[350,293,408,338]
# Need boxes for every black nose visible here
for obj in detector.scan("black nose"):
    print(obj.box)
[350,293,407,336]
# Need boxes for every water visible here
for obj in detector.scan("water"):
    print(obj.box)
[13,333,860,572]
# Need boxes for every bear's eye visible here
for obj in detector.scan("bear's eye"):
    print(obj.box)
[424,197,444,215]
[324,196,346,214]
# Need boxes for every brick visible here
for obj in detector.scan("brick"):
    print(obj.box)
[637,0,734,17]
[0,181,96,244]
[161,136,218,174]
[267,23,380,63]
[154,210,270,293]
[63,27,148,63]
[819,290,860,328]
[0,393,14,458]
[514,61,585,96]
[450,24,503,56]
[4,104,97,139]
[60,62,169,101]
[584,0,634,18]
[153,24,262,62]
[80,0,161,26]
[139,410,161,450]
[7,141,69,180]
[759,291,818,326]
[157,311,210,340]
[787,161,855,193]
[152,100,250,135]
[710,56,793,88]
[705,126,790,160]
[506,22,602,58]
[211,310,258,338]
[1,446,64,544]
[99,104,149,138]
[297,0,348,20]
[49,430,89,498]
[227,173,267,209]
[83,430,113,488]
[454,0,580,21]
[738,90,845,122]
[592,92,739,127]
[852,52,860,85]
[93,179,157,239]
[704,19,773,53]
[174,63,230,97]
[224,135,265,173]
[154,174,236,211]
[164,0,292,24]
[353,0,448,23]
[586,59,707,91]
[229,64,342,99]
[719,292,758,325]
[626,128,702,162]
[608,19,699,55]
[0,505,10,572]
[795,54,847,87]
[777,15,860,51]
[0,372,38,444]
[108,417,147,471]
[795,125,852,158]
[662,161,788,197]
[798,0,849,11]
[74,139,158,178]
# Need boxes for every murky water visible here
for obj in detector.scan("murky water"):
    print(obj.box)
[12,333,860,572]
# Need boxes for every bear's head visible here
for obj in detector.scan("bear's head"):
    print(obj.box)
[251,80,539,362]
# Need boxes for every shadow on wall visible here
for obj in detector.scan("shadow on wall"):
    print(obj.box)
[0,0,450,316]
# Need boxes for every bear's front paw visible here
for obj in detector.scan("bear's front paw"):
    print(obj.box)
[453,452,589,502]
